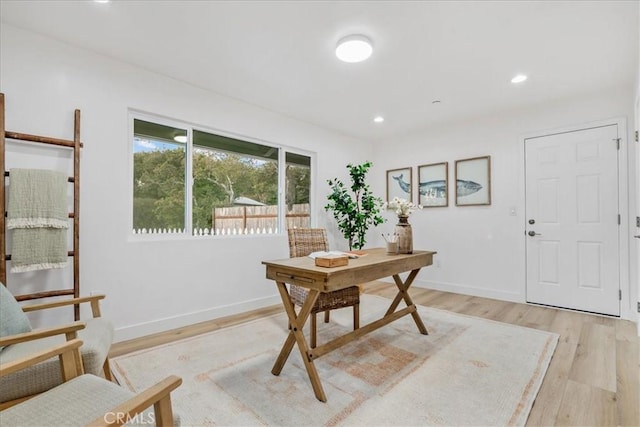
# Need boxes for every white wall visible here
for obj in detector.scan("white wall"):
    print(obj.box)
[0,24,371,341]
[372,86,637,320]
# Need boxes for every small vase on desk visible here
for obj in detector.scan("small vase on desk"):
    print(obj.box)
[395,215,413,254]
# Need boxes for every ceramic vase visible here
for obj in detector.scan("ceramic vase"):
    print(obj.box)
[395,215,413,254]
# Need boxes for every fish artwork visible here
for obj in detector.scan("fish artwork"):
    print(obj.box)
[392,174,411,194]
[456,179,483,196]
[418,180,446,198]
[418,179,482,198]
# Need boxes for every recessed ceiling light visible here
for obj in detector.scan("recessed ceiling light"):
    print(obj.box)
[336,35,373,63]
[373,116,384,123]
[174,135,187,143]
[94,0,110,3]
[511,74,528,83]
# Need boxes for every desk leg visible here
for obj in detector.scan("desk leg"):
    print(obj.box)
[271,282,327,402]
[386,269,428,335]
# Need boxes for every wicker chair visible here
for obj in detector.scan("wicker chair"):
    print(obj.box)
[288,228,359,348]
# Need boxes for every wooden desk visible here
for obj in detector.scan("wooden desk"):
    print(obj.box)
[262,247,436,402]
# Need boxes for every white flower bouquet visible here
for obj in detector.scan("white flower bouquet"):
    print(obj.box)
[384,197,422,217]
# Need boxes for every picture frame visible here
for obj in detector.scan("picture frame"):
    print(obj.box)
[418,162,448,207]
[386,167,412,202]
[455,156,491,206]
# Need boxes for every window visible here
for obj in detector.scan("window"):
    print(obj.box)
[285,152,311,228]
[132,115,312,236]
[133,119,186,233]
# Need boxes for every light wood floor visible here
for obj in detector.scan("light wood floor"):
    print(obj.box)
[110,282,640,426]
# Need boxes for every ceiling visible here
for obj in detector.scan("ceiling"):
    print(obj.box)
[1,1,638,142]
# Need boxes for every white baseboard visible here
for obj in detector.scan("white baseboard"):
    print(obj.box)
[113,295,281,343]
[114,282,639,340]
[382,278,525,304]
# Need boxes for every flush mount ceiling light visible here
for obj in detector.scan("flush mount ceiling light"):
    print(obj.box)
[173,135,187,143]
[373,116,384,123]
[511,74,528,83]
[336,35,373,63]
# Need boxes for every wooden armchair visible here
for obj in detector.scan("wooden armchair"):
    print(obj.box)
[287,228,359,348]
[0,284,113,408]
[0,339,182,426]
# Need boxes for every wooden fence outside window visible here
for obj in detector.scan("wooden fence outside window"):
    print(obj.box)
[132,203,310,236]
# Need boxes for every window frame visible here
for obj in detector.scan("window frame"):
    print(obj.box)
[128,110,315,240]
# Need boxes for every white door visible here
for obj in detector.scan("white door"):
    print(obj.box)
[635,100,640,330]
[525,125,620,316]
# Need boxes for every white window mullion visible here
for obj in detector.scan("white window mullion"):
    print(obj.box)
[278,148,286,234]
[309,154,317,228]
[185,128,194,235]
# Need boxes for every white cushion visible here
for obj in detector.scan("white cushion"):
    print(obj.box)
[1,374,178,426]
[0,317,113,403]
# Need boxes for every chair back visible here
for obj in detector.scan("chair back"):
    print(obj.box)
[288,228,329,258]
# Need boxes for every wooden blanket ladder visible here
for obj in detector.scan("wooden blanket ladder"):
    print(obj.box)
[0,92,83,320]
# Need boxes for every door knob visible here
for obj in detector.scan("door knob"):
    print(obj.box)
[634,235,640,239]
[528,231,542,237]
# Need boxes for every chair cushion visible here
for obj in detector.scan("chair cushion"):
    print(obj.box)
[0,284,32,351]
[0,374,177,426]
[0,317,113,403]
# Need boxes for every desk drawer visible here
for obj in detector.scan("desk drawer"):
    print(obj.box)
[266,267,326,290]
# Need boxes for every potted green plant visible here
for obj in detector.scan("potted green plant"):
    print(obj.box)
[325,161,385,250]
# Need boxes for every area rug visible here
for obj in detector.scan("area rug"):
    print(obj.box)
[111,295,558,426]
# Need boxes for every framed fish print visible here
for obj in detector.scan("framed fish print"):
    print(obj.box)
[418,162,448,207]
[455,156,491,206]
[386,167,412,202]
